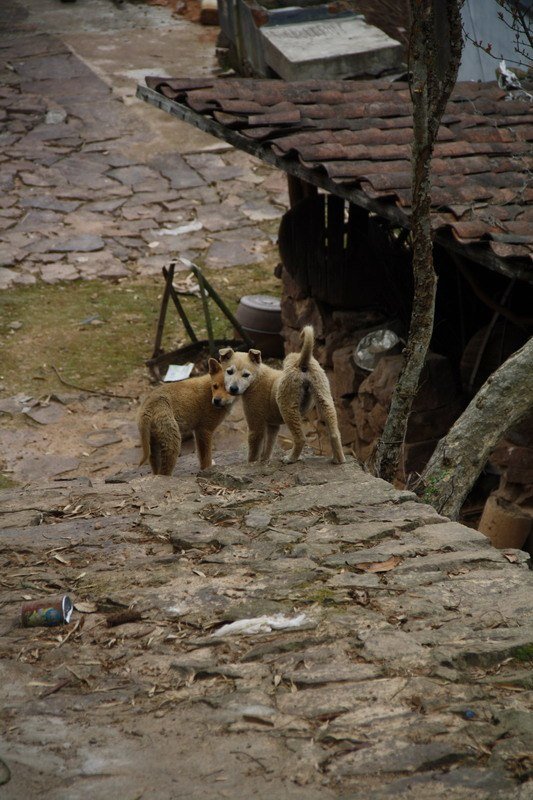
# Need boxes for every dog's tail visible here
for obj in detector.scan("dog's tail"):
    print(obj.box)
[138,394,168,466]
[297,325,314,372]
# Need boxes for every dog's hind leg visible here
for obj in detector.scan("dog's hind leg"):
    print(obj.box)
[248,427,266,462]
[149,436,161,475]
[261,425,280,462]
[194,429,213,471]
[315,395,345,464]
[278,398,306,463]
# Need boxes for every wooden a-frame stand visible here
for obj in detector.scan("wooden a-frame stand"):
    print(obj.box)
[146,259,254,381]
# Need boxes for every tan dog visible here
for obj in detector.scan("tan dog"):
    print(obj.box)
[220,326,345,464]
[138,359,234,474]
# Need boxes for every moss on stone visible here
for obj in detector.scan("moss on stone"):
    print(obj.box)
[512,643,533,662]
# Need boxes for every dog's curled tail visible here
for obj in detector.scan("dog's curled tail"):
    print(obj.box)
[298,325,315,372]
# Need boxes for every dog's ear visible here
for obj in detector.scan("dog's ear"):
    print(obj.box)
[218,347,234,362]
[248,349,262,364]
[208,358,220,375]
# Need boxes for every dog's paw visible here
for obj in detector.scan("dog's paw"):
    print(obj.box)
[332,454,346,464]
[283,453,301,464]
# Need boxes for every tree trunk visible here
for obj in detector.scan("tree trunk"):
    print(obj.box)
[421,336,533,519]
[372,0,463,483]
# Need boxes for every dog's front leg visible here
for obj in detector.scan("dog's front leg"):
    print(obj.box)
[261,425,280,462]
[248,427,265,462]
[195,429,213,470]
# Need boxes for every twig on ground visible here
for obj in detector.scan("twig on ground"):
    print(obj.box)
[56,619,82,648]
[39,678,71,698]
[106,609,143,627]
[230,751,271,773]
[51,365,137,400]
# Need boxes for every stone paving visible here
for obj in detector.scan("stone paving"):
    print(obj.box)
[1,2,533,798]
[0,0,286,290]
[0,387,249,486]
[1,456,532,798]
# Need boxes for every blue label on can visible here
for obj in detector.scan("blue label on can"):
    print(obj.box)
[27,607,64,627]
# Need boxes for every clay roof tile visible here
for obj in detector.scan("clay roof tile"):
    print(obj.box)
[144,75,533,269]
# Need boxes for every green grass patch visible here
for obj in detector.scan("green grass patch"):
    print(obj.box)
[0,263,279,395]
[0,473,16,489]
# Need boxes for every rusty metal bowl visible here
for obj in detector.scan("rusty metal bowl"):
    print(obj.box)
[235,295,283,358]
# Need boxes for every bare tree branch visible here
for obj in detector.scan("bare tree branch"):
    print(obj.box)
[506,0,533,50]
[464,0,533,69]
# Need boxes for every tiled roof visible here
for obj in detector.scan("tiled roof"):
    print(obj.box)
[143,77,533,273]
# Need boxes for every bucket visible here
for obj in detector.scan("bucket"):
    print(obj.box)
[235,295,283,358]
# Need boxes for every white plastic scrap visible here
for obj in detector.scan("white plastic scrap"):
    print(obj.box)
[156,221,203,236]
[212,613,309,637]
[163,363,194,382]
[354,328,401,372]
[497,59,522,90]
[497,60,532,101]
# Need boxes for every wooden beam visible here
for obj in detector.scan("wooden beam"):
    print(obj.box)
[435,236,532,284]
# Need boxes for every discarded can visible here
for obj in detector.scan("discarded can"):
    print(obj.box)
[21,595,73,628]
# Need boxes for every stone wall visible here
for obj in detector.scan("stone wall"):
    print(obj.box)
[280,267,464,478]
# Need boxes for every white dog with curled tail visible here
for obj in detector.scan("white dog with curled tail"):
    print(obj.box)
[220,326,345,465]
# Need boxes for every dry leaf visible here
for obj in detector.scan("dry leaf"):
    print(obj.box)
[74,601,98,613]
[192,569,206,578]
[354,555,401,573]
[502,552,518,563]
[53,553,70,565]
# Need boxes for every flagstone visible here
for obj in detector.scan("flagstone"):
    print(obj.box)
[49,234,105,253]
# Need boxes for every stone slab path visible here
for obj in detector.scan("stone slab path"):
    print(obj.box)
[1,2,533,798]
[0,0,286,289]
[1,456,532,799]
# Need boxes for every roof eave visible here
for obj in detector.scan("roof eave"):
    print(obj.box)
[137,84,533,285]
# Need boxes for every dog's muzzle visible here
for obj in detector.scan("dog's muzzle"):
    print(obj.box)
[213,397,223,407]
[229,384,240,395]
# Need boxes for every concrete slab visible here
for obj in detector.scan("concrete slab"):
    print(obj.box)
[261,17,404,80]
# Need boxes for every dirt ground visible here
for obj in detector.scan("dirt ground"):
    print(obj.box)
[0,265,282,489]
